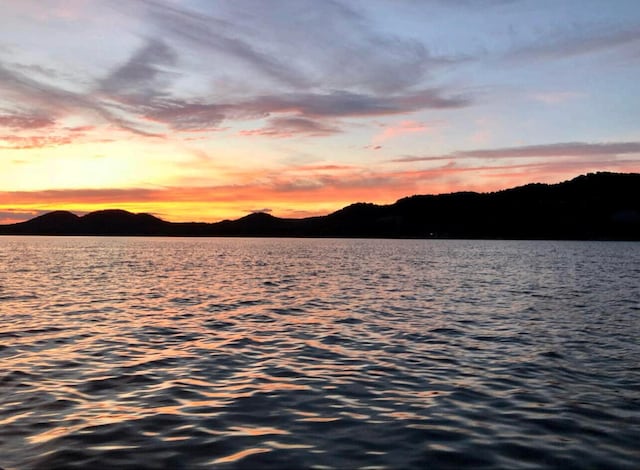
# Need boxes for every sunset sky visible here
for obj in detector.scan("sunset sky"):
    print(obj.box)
[1,0,639,223]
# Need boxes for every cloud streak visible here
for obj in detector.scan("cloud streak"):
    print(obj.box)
[137,88,469,132]
[136,0,461,93]
[393,141,640,162]
[0,134,73,149]
[1,0,476,141]
[139,0,312,89]
[239,117,340,138]
[0,112,54,129]
[86,0,471,134]
[99,38,177,98]
[373,120,436,144]
[510,25,640,62]
[0,62,161,136]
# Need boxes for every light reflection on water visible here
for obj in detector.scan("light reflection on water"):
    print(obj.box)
[1,237,639,469]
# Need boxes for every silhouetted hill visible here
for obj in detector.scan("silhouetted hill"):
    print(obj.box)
[79,210,168,235]
[2,209,170,235]
[214,212,296,236]
[17,211,81,234]
[1,172,638,239]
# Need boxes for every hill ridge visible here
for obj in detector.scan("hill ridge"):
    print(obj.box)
[1,172,638,239]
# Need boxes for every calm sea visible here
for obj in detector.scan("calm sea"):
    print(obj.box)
[1,237,638,469]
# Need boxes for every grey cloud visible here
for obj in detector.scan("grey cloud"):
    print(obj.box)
[270,117,339,134]
[144,99,228,130]
[141,88,469,131]
[234,0,435,93]
[10,63,61,79]
[509,25,640,61]
[392,141,640,162]
[0,63,160,136]
[135,0,458,94]
[100,38,177,97]
[252,89,470,117]
[392,155,452,163]
[0,64,79,113]
[240,117,340,137]
[138,0,311,89]
[459,142,640,158]
[396,0,519,5]
[1,1,475,138]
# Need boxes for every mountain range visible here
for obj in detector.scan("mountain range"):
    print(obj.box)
[1,172,639,240]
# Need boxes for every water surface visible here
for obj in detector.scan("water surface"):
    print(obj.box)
[1,237,639,468]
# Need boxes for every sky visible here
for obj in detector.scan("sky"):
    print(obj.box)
[1,0,639,223]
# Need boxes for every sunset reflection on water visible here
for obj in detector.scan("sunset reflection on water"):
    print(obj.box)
[1,237,639,469]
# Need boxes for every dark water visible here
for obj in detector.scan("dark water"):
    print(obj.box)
[1,237,638,469]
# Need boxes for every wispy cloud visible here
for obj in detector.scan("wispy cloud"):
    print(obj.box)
[89,0,470,134]
[246,89,469,117]
[98,38,177,99]
[508,24,640,62]
[136,0,461,93]
[138,0,313,89]
[1,1,474,140]
[137,88,468,132]
[0,112,54,129]
[1,0,638,224]
[373,120,437,144]
[0,62,161,137]
[0,134,73,149]
[393,141,640,162]
[0,112,97,149]
[239,117,340,138]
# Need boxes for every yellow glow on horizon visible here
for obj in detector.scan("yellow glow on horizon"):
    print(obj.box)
[1,137,232,191]
[1,198,357,223]
[3,133,636,225]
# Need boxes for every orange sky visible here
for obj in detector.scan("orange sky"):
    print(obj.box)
[1,1,639,224]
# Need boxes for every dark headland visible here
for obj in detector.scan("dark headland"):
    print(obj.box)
[1,172,639,240]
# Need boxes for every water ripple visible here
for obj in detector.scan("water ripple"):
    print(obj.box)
[0,237,639,469]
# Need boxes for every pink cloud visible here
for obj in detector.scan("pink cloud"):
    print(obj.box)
[0,134,73,149]
[0,121,99,149]
[373,120,435,144]
[239,117,340,138]
[0,113,55,130]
